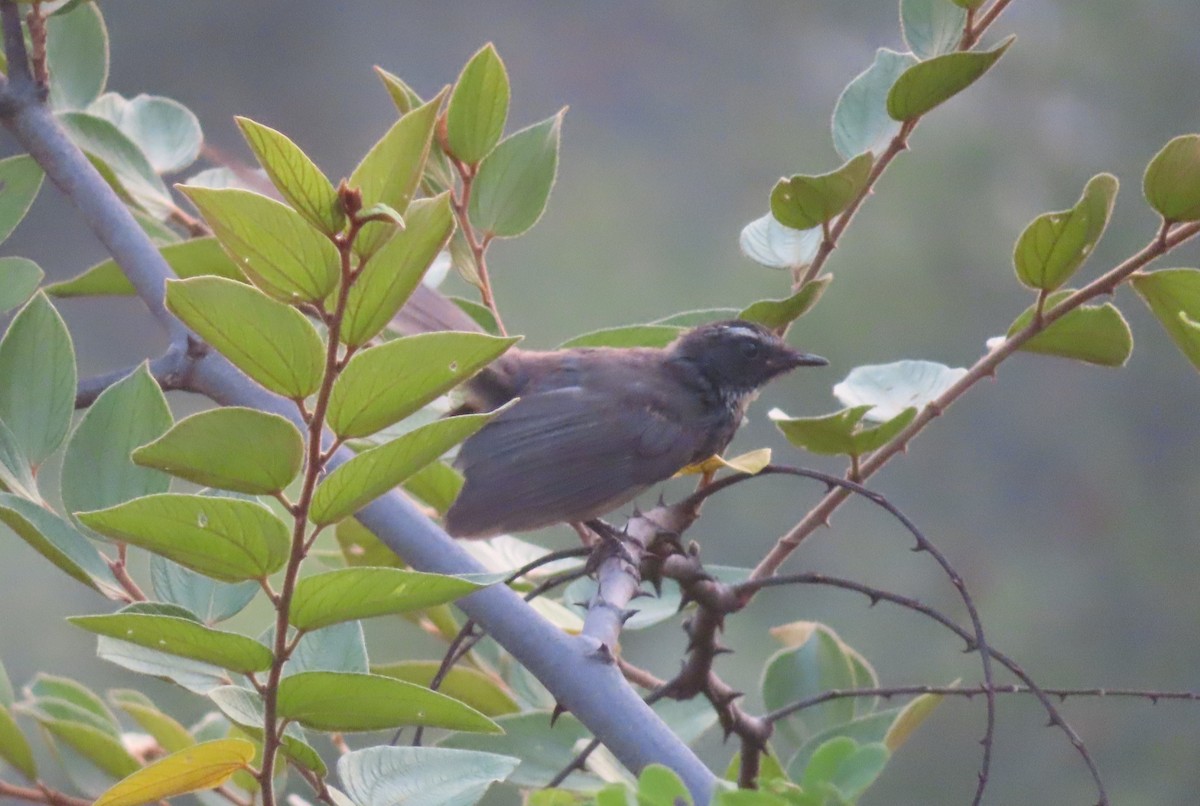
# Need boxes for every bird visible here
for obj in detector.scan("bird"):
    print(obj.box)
[392,287,827,538]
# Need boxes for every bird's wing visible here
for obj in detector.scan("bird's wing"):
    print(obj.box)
[444,385,701,537]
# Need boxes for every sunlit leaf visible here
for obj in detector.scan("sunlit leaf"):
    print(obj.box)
[559,324,680,349]
[236,116,345,235]
[1007,291,1132,366]
[47,237,244,298]
[1014,173,1118,291]
[165,276,325,399]
[446,43,510,164]
[1143,134,1200,222]
[886,36,1013,121]
[69,612,273,673]
[276,672,501,733]
[770,153,873,230]
[739,277,832,329]
[1131,268,1200,371]
[78,494,291,582]
[132,407,303,495]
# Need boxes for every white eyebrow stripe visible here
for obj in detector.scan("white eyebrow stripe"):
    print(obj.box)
[723,325,761,339]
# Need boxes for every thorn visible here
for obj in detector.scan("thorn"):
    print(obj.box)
[656,492,666,507]
[677,591,694,612]
[550,703,569,725]
[619,608,639,624]
[713,644,734,656]
[631,504,643,518]
[589,643,615,664]
[630,588,655,601]
[717,690,744,707]
[572,599,592,609]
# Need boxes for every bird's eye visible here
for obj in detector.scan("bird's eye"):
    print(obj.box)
[740,340,760,358]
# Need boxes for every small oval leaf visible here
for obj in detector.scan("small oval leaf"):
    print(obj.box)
[290,567,490,631]
[833,49,918,160]
[900,0,967,60]
[69,613,273,674]
[47,237,245,298]
[311,412,495,526]
[1007,291,1133,366]
[276,671,501,733]
[446,43,511,164]
[1014,173,1118,291]
[770,153,873,231]
[0,156,45,245]
[1131,268,1200,371]
[886,36,1014,121]
[178,185,340,302]
[165,276,325,399]
[236,116,345,235]
[738,277,832,329]
[833,360,966,421]
[133,407,303,494]
[739,213,822,270]
[470,110,564,238]
[1143,134,1200,223]
[329,332,517,439]
[78,493,291,582]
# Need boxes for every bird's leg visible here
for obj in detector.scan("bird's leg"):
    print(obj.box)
[582,518,637,573]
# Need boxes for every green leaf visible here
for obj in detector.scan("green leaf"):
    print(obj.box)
[901,0,968,60]
[950,0,986,8]
[117,95,203,175]
[653,309,740,327]
[402,460,463,514]
[150,556,259,625]
[311,412,495,526]
[0,258,44,314]
[372,661,519,717]
[760,623,866,744]
[351,90,447,258]
[470,110,564,238]
[770,152,873,230]
[1014,174,1118,291]
[290,567,490,631]
[62,365,172,516]
[1131,268,1200,371]
[0,493,122,596]
[133,407,303,495]
[887,36,1013,121]
[0,293,76,468]
[92,739,255,806]
[637,764,692,806]
[329,332,516,439]
[1143,134,1200,222]
[446,43,511,164]
[165,276,325,399]
[179,186,340,302]
[342,193,456,346]
[441,711,604,791]
[559,325,681,349]
[800,737,889,803]
[0,704,36,780]
[46,1,109,111]
[236,116,345,235]
[205,688,326,774]
[0,661,11,708]
[0,156,44,245]
[739,213,821,271]
[1008,292,1133,366]
[771,405,917,458]
[57,112,174,218]
[96,637,227,695]
[70,612,273,674]
[109,690,194,754]
[337,745,519,806]
[739,277,832,329]
[78,493,291,582]
[47,237,245,298]
[276,671,501,733]
[833,49,918,160]
[832,360,967,421]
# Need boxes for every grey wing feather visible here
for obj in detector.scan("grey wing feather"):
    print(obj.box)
[444,386,698,537]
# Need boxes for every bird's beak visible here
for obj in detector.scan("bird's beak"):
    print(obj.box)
[789,351,828,368]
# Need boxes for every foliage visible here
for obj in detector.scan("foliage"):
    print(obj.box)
[0,2,1197,806]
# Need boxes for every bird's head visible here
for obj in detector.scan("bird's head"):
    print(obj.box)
[669,320,827,396]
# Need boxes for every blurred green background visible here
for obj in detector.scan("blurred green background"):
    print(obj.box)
[2,1,1199,803]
